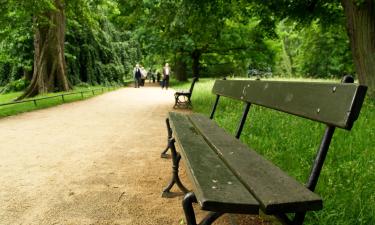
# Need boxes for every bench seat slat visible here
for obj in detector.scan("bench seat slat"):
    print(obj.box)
[169,112,259,214]
[189,113,323,214]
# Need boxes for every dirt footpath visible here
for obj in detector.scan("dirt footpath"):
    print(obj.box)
[0,85,268,225]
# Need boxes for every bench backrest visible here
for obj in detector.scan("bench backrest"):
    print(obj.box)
[209,77,367,193]
[211,79,367,130]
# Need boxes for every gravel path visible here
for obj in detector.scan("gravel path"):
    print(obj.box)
[0,85,266,225]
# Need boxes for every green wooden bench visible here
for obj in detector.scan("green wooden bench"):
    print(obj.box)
[161,76,367,225]
[173,77,198,109]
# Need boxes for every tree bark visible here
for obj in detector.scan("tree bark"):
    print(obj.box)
[19,0,71,99]
[341,0,375,98]
[191,49,201,78]
[174,54,188,81]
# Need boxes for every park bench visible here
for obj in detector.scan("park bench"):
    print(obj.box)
[173,77,198,109]
[160,76,367,225]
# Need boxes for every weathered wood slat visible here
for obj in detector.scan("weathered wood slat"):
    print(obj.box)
[189,113,323,214]
[212,80,367,130]
[169,112,259,214]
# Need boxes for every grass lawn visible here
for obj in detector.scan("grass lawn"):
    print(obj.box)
[172,77,374,225]
[0,86,120,118]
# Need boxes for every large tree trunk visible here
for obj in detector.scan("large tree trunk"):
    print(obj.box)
[19,0,71,99]
[174,53,188,81]
[191,49,201,78]
[341,0,375,98]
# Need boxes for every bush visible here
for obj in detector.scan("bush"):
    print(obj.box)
[75,82,90,88]
[1,78,29,93]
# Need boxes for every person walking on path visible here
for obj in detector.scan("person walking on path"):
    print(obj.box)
[156,71,161,84]
[162,63,170,90]
[140,66,147,86]
[133,64,142,88]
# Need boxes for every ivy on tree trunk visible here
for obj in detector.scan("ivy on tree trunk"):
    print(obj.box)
[19,0,71,99]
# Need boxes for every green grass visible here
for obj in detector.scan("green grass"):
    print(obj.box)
[176,78,374,225]
[0,86,120,118]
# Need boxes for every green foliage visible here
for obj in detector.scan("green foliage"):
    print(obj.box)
[1,0,140,92]
[198,17,275,77]
[117,0,277,78]
[273,19,354,78]
[0,61,28,86]
[0,0,359,90]
[0,7,33,86]
[65,0,139,85]
[295,22,354,78]
[245,0,344,26]
[75,82,90,88]
[0,78,30,94]
[115,0,354,80]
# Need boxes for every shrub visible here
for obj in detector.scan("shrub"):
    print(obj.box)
[1,78,29,93]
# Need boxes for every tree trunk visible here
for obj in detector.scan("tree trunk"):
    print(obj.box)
[24,69,33,81]
[281,37,294,77]
[191,49,201,78]
[174,54,188,81]
[341,0,375,98]
[19,0,71,99]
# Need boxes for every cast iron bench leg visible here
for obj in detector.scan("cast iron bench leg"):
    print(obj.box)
[161,118,172,158]
[174,94,179,108]
[276,212,306,225]
[162,138,189,197]
[174,93,191,109]
[293,213,306,225]
[174,94,184,109]
[187,95,192,108]
[183,192,223,225]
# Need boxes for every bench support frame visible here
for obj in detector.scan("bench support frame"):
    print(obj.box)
[183,192,224,225]
[275,121,337,225]
[235,103,251,139]
[161,118,172,158]
[174,94,193,109]
[173,78,198,109]
[307,126,335,191]
[209,95,220,119]
[162,138,189,197]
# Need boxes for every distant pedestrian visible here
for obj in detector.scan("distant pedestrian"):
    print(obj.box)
[156,71,161,84]
[148,70,155,83]
[162,63,170,90]
[133,64,141,88]
[152,71,156,83]
[140,66,147,86]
